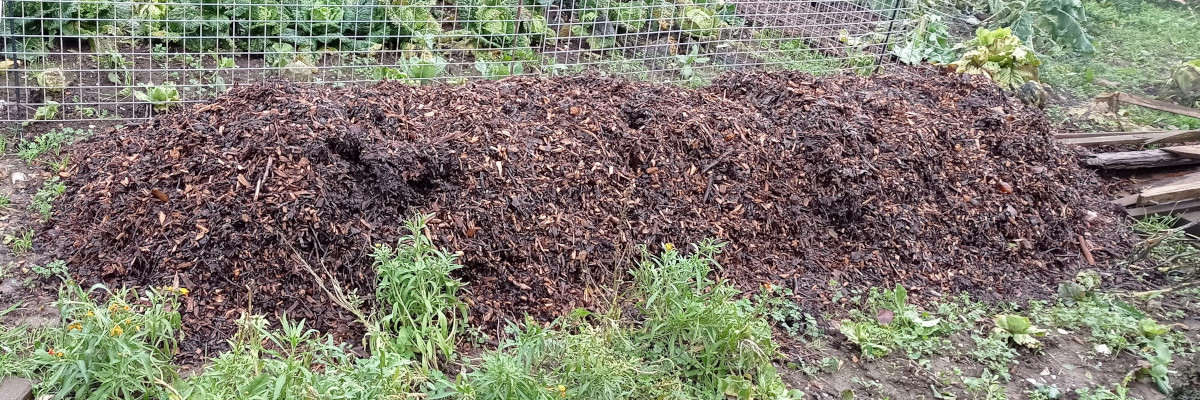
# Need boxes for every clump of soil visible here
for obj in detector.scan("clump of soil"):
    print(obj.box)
[45,67,1135,359]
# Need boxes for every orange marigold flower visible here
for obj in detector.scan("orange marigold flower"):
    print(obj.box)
[110,326,124,336]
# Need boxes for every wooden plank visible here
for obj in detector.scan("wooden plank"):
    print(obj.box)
[1112,194,1141,207]
[1057,130,1172,139]
[1057,130,1200,146]
[1127,198,1200,218]
[1138,173,1200,205]
[1162,145,1200,160]
[1098,92,1200,120]
[1084,149,1200,169]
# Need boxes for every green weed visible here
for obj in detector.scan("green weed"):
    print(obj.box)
[16,128,88,165]
[29,260,67,280]
[4,229,33,254]
[758,286,822,342]
[962,369,1007,400]
[31,177,66,221]
[838,284,955,359]
[0,300,43,379]
[969,335,1021,381]
[177,313,439,400]
[1074,383,1133,400]
[459,242,803,400]
[372,214,468,370]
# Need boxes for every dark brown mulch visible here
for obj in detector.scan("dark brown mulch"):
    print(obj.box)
[45,67,1135,361]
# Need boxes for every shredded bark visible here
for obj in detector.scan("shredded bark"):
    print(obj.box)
[46,67,1135,359]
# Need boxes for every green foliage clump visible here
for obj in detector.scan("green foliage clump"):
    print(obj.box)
[372,214,468,370]
[894,15,956,65]
[951,27,1042,89]
[970,334,1021,381]
[987,0,1093,53]
[17,127,88,165]
[838,284,955,359]
[461,242,802,400]
[31,177,67,221]
[133,83,181,111]
[992,314,1047,349]
[36,283,183,399]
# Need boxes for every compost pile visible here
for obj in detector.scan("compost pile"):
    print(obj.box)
[47,68,1133,357]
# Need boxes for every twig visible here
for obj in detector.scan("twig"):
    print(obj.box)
[1130,280,1200,298]
[285,240,368,325]
[253,156,274,202]
[1078,235,1095,266]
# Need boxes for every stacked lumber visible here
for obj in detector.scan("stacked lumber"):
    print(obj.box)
[1066,92,1200,232]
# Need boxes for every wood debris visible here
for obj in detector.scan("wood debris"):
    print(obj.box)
[48,69,1133,360]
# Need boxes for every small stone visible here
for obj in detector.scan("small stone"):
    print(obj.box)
[10,172,27,184]
[0,377,33,400]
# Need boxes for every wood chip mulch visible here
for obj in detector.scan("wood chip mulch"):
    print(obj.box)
[45,67,1135,360]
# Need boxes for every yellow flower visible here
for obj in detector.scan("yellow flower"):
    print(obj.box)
[123,305,130,311]
[110,326,124,336]
[136,326,142,332]
[179,288,190,296]
[67,322,82,331]
[663,243,675,251]
[85,311,94,317]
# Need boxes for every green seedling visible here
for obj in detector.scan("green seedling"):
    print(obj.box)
[133,83,181,111]
[4,230,32,254]
[993,314,1047,349]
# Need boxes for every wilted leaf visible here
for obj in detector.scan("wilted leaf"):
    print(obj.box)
[876,308,894,325]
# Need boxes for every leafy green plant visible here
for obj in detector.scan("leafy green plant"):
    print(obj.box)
[373,214,468,370]
[37,284,183,399]
[460,242,802,400]
[970,334,1020,381]
[29,101,61,124]
[680,5,724,37]
[36,68,68,93]
[838,284,953,359]
[992,314,1047,348]
[16,128,86,164]
[31,177,67,221]
[950,27,1042,89]
[1074,383,1133,400]
[1057,270,1101,304]
[895,15,957,65]
[398,51,447,81]
[758,286,820,341]
[216,56,238,69]
[676,46,711,81]
[962,369,1006,400]
[177,312,438,400]
[4,230,33,254]
[1135,338,1175,394]
[46,154,71,173]
[133,83,181,111]
[460,0,551,48]
[986,0,1094,53]
[30,260,68,279]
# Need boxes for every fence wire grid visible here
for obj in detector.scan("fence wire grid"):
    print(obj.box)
[0,0,911,121]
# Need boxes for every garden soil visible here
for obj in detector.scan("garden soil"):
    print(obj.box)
[44,67,1136,359]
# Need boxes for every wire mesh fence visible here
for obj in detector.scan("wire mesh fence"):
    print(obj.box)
[0,0,911,121]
